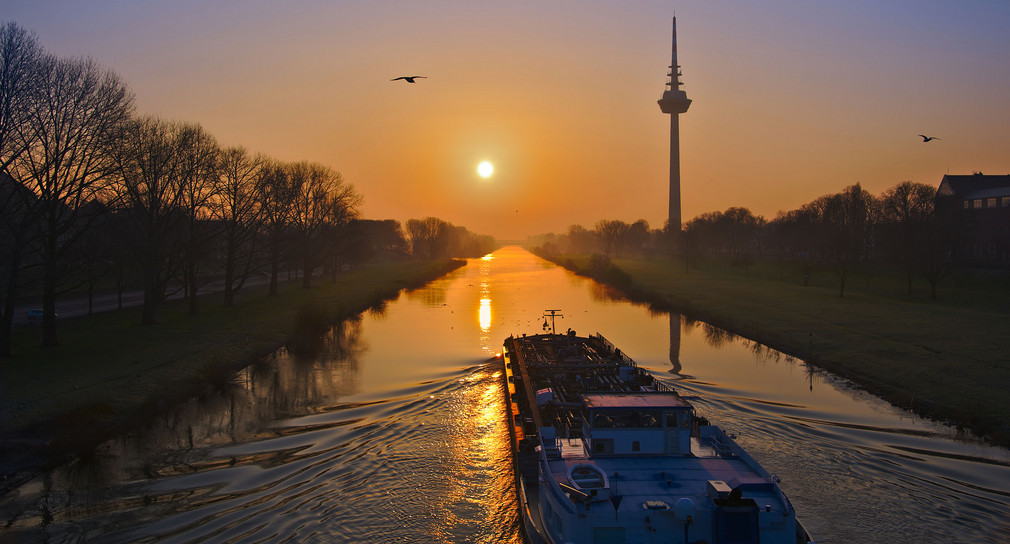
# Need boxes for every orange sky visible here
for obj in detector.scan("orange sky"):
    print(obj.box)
[7,1,1010,240]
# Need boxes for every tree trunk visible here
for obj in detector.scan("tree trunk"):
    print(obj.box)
[0,306,12,357]
[42,231,58,346]
[269,262,279,296]
[186,257,199,314]
[302,252,313,289]
[223,248,236,307]
[268,235,281,296]
[42,273,57,346]
[0,247,24,357]
[141,270,159,325]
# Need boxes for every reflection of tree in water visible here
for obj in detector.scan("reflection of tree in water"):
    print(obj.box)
[264,318,368,414]
[740,339,793,365]
[368,300,389,319]
[404,284,448,307]
[681,316,738,348]
[588,282,626,303]
[12,319,370,514]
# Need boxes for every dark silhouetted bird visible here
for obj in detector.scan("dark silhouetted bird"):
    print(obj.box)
[919,134,941,142]
[391,76,426,83]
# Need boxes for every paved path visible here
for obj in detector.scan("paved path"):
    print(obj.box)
[11,276,278,325]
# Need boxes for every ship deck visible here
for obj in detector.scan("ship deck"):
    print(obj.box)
[546,436,789,515]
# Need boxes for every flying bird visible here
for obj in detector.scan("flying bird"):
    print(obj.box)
[919,134,941,142]
[391,76,426,83]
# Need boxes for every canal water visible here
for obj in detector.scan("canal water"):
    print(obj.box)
[1,246,1008,543]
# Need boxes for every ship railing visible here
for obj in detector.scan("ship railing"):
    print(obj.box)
[538,454,579,516]
[587,333,681,395]
[591,332,639,368]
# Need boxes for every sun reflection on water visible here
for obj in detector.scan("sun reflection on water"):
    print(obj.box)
[479,298,491,331]
[477,254,494,354]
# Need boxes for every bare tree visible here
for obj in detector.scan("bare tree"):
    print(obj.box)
[406,217,448,258]
[286,162,360,288]
[565,224,597,254]
[12,54,133,344]
[352,219,408,261]
[0,22,44,174]
[319,182,362,281]
[625,219,651,255]
[256,160,295,296]
[879,181,936,294]
[214,146,265,306]
[595,219,630,257]
[174,123,219,314]
[108,116,191,325]
[919,215,955,300]
[0,22,46,355]
[818,184,877,298]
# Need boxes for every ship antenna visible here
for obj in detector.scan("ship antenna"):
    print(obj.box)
[542,309,564,335]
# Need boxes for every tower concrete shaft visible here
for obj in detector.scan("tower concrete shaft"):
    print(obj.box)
[657,17,691,231]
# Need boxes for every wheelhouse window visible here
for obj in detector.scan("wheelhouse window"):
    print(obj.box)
[665,410,691,428]
[593,410,661,428]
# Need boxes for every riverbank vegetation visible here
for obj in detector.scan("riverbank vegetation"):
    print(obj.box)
[0,258,464,483]
[0,22,495,356]
[527,178,1010,445]
[539,252,1009,445]
[0,22,494,487]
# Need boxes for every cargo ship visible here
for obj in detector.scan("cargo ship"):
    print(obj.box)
[501,328,812,544]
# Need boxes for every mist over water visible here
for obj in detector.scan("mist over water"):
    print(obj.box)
[1,247,1008,543]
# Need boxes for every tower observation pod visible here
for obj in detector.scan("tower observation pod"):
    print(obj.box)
[657,17,691,231]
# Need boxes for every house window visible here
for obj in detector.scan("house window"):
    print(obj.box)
[1002,196,1010,207]
[973,200,984,209]
[632,441,641,452]
[963,200,970,209]
[987,197,997,208]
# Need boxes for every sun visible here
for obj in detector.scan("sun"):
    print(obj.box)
[477,161,494,179]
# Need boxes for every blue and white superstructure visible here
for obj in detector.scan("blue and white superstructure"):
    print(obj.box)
[501,331,812,544]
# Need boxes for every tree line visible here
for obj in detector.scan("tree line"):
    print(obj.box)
[530,181,951,299]
[0,22,494,355]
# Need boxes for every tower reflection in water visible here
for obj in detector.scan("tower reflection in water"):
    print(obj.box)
[669,312,682,375]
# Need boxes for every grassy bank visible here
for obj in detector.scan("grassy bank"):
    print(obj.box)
[544,253,1010,446]
[0,258,464,483]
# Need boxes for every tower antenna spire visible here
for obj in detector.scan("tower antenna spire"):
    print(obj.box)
[658,17,692,232]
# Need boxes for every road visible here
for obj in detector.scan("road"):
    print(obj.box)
[11,276,277,326]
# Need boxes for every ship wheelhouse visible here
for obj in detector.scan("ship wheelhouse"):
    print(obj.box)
[581,393,694,457]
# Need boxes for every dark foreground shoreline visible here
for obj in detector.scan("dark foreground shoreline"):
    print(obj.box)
[0,259,465,496]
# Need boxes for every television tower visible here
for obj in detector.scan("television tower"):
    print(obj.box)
[657,17,692,231]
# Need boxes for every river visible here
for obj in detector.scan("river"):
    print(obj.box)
[1,246,1008,543]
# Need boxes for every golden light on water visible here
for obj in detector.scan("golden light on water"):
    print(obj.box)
[477,253,495,354]
[434,368,519,543]
[479,298,491,332]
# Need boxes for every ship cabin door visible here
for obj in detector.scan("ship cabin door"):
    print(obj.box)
[664,408,692,455]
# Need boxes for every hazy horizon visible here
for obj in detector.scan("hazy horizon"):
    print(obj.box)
[6,0,1010,239]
